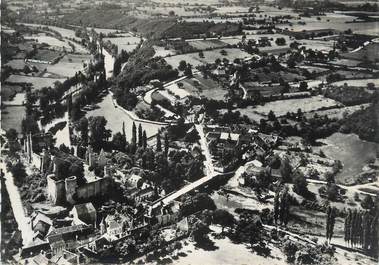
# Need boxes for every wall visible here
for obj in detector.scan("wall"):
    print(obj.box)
[76,177,112,201]
[47,175,65,205]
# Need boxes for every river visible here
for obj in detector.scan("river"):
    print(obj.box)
[314,133,378,185]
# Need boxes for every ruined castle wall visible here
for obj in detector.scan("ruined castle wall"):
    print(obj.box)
[76,178,112,201]
[47,175,65,205]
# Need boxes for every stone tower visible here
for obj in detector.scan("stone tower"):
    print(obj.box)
[65,176,77,204]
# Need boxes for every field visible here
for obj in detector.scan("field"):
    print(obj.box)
[253,95,341,117]
[24,33,71,50]
[87,27,119,34]
[1,106,26,133]
[331,78,379,87]
[19,23,82,42]
[29,54,91,78]
[341,42,379,62]
[1,85,24,101]
[328,58,362,67]
[31,49,63,62]
[164,48,251,68]
[187,39,228,50]
[153,45,177,57]
[305,104,370,119]
[5,59,27,70]
[276,13,379,35]
[181,74,227,100]
[6,75,66,90]
[103,35,141,53]
[86,94,165,141]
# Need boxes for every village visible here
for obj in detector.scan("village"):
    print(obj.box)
[1,0,379,264]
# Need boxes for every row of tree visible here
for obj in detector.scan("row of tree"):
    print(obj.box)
[344,208,378,255]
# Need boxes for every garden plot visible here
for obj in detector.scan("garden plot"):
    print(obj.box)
[164,48,251,68]
[181,74,227,100]
[6,75,66,91]
[254,95,341,117]
[165,83,191,99]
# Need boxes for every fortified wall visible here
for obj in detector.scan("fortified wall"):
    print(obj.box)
[47,166,112,205]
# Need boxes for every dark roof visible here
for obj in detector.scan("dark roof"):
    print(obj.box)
[72,203,96,225]
[47,224,90,237]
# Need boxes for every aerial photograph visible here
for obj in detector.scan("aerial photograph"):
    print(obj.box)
[0,0,378,264]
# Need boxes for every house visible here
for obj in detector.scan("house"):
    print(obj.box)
[30,212,53,239]
[47,225,94,255]
[70,203,97,226]
[134,187,155,203]
[101,214,132,241]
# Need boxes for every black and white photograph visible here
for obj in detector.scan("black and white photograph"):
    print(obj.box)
[1,0,378,264]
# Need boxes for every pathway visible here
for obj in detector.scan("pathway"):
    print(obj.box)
[1,162,33,246]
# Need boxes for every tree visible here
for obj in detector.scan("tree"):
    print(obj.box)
[198,51,204,58]
[131,122,137,147]
[89,116,111,150]
[8,162,26,187]
[268,110,276,121]
[5,129,18,142]
[283,240,298,263]
[178,60,187,71]
[164,133,169,156]
[142,130,147,149]
[293,172,308,196]
[275,37,286,46]
[299,81,308,91]
[213,209,235,233]
[77,117,89,145]
[138,124,143,147]
[326,183,339,201]
[112,132,126,152]
[184,63,193,77]
[325,172,335,184]
[192,220,209,243]
[361,195,374,209]
[280,157,292,182]
[21,115,39,135]
[326,206,336,242]
[156,132,162,152]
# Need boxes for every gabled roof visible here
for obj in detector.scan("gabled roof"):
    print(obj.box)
[47,224,90,237]
[72,203,96,225]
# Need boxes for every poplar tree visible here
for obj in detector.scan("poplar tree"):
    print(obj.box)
[138,124,143,147]
[164,133,169,156]
[326,206,336,242]
[156,132,162,152]
[142,130,147,149]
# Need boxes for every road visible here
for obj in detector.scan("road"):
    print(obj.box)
[306,178,378,196]
[1,162,33,246]
[195,123,214,175]
[151,123,216,208]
